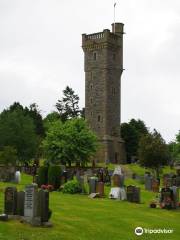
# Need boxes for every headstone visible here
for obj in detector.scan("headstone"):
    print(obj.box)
[160,187,174,209]
[127,185,140,203]
[89,177,98,194]
[109,187,121,199]
[112,174,120,187]
[38,189,50,222]
[144,174,153,191]
[14,171,21,184]
[24,184,38,219]
[113,166,122,176]
[133,187,141,203]
[4,187,17,215]
[119,187,127,200]
[0,214,8,221]
[170,186,179,209]
[96,182,104,197]
[17,191,25,216]
[127,185,134,202]
[152,179,159,192]
[176,176,180,187]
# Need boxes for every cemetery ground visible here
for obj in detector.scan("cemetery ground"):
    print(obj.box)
[0,166,179,240]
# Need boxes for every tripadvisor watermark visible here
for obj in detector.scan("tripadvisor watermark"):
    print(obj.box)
[135,227,173,236]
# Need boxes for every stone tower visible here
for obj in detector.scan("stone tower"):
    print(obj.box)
[82,23,126,164]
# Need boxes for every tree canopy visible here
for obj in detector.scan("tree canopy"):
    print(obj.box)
[43,118,98,166]
[56,86,81,121]
[121,119,149,162]
[0,106,38,164]
[0,146,18,166]
[138,130,170,177]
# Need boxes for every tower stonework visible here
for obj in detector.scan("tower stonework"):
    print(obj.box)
[82,23,126,164]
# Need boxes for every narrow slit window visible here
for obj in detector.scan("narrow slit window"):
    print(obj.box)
[93,52,97,60]
[98,115,101,122]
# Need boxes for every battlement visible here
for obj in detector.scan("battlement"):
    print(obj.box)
[82,29,122,51]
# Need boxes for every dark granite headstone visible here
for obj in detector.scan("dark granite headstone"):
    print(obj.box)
[126,185,134,202]
[4,187,17,215]
[17,191,25,216]
[127,185,140,203]
[38,189,49,222]
[176,176,180,187]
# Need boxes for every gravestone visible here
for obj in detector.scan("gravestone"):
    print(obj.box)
[96,182,104,197]
[24,184,38,219]
[144,174,152,191]
[14,171,21,184]
[113,166,122,175]
[17,191,25,216]
[119,187,127,200]
[170,186,179,209]
[160,187,174,209]
[127,185,140,203]
[4,187,17,215]
[126,185,134,202]
[176,176,180,187]
[38,189,50,222]
[112,174,124,187]
[109,187,121,199]
[152,179,159,192]
[89,177,98,194]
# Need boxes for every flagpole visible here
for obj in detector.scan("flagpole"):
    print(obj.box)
[114,1,116,33]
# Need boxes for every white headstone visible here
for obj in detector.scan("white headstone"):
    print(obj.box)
[109,187,121,199]
[15,171,21,184]
[113,166,122,176]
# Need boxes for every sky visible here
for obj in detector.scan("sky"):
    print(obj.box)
[0,0,180,143]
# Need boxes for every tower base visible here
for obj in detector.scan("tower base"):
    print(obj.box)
[95,135,126,164]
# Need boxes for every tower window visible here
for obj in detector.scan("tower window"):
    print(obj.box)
[90,84,93,90]
[98,115,101,122]
[93,52,97,60]
[91,112,93,116]
[112,87,116,95]
[113,54,116,60]
[90,98,93,103]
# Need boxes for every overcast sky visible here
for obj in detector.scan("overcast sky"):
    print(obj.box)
[0,0,180,142]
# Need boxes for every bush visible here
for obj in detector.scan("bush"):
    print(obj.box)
[62,179,82,194]
[38,166,48,187]
[48,165,62,190]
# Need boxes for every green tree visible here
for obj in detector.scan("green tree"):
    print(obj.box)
[121,123,139,162]
[0,146,18,166]
[43,118,98,166]
[25,103,45,137]
[0,108,38,164]
[138,130,170,177]
[43,111,60,131]
[168,131,180,164]
[56,86,81,121]
[121,119,149,162]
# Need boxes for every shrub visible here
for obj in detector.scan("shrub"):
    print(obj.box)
[48,165,62,190]
[38,166,48,187]
[62,179,82,194]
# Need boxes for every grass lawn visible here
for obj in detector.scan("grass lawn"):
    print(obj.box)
[0,169,179,240]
